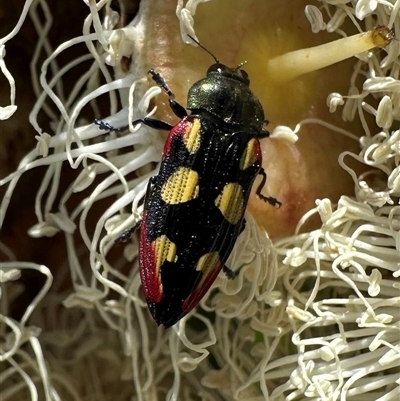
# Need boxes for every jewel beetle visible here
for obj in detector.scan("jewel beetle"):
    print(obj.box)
[98,36,281,327]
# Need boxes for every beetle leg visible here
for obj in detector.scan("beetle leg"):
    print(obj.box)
[115,220,141,243]
[148,69,187,118]
[96,68,187,132]
[96,117,173,132]
[95,119,116,131]
[223,265,235,280]
[132,117,173,131]
[95,119,129,132]
[256,168,282,207]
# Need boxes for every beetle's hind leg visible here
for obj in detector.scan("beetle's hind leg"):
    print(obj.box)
[220,219,246,280]
[256,167,282,207]
[148,69,187,119]
[223,265,235,280]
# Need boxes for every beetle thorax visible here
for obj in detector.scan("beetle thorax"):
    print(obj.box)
[187,74,265,131]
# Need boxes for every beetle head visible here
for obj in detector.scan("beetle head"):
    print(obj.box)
[187,66,265,132]
[206,63,250,85]
[186,35,266,133]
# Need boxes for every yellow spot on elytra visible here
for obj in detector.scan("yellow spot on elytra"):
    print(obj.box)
[154,235,177,271]
[215,182,245,225]
[183,119,201,154]
[240,138,258,170]
[161,167,200,204]
[196,252,220,277]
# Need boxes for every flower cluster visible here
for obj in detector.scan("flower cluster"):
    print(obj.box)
[0,1,398,400]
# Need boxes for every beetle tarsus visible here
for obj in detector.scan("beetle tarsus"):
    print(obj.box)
[256,167,282,208]
[95,119,127,132]
[148,69,187,118]
[115,221,141,243]
[223,265,235,280]
[148,68,174,97]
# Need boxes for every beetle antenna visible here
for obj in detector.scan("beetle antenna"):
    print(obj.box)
[187,35,220,64]
[234,61,247,71]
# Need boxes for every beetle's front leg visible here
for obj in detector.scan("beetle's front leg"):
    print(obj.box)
[148,69,187,119]
[96,69,186,133]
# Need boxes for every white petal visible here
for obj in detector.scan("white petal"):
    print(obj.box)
[271,125,299,143]
[376,95,393,129]
[363,77,400,92]
[327,8,347,32]
[0,105,17,120]
[305,5,326,33]
[327,92,344,113]
[0,269,21,282]
[355,0,378,20]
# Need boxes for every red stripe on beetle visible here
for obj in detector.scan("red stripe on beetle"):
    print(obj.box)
[139,211,163,303]
[162,118,192,160]
[182,266,221,313]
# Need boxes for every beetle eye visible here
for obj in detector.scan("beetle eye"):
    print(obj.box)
[207,63,228,74]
